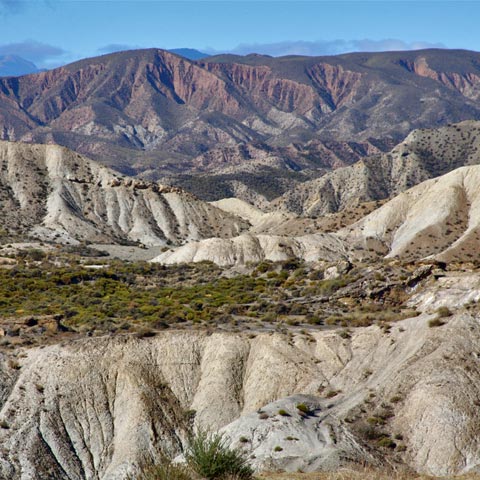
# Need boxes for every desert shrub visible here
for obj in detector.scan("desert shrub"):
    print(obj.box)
[377,437,396,449]
[436,306,452,318]
[277,409,290,416]
[356,422,383,441]
[296,403,311,415]
[133,456,192,480]
[428,318,445,328]
[18,248,46,261]
[317,276,351,295]
[325,390,339,398]
[185,430,254,480]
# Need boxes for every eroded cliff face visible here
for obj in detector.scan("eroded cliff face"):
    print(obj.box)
[306,63,362,110]
[401,56,480,101]
[0,140,248,245]
[2,301,480,478]
[204,62,325,117]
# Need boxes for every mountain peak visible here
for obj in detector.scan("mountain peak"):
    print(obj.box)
[168,48,210,60]
[0,54,39,77]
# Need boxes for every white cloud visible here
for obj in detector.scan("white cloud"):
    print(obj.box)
[0,40,67,66]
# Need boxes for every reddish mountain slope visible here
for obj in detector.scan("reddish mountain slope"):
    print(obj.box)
[0,48,480,200]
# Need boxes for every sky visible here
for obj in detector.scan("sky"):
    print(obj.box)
[0,0,479,68]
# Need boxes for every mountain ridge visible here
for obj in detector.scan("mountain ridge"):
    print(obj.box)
[0,54,39,77]
[1,47,480,199]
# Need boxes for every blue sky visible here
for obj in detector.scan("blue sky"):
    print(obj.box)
[0,0,479,68]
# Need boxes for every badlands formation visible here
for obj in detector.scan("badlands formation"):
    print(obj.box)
[156,162,480,267]
[2,273,480,478]
[0,140,248,246]
[3,121,480,480]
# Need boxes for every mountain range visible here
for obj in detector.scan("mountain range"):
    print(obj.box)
[1,48,480,203]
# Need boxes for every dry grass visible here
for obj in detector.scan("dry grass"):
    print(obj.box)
[258,468,480,480]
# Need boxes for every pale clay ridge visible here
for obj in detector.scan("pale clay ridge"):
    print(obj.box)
[275,120,480,217]
[343,164,480,262]
[158,163,480,266]
[210,197,299,234]
[0,140,248,246]
[152,233,348,266]
[2,306,480,478]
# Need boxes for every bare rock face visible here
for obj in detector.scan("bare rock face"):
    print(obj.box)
[152,233,349,267]
[222,394,373,473]
[401,56,480,101]
[2,299,480,478]
[0,140,248,245]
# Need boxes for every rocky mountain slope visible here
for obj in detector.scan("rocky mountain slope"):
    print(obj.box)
[1,48,480,200]
[2,278,480,479]
[0,140,248,245]
[276,120,480,216]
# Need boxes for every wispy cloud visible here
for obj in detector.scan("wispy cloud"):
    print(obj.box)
[206,39,446,57]
[0,40,67,67]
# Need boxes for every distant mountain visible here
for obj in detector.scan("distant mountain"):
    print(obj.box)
[168,48,210,60]
[0,55,39,77]
[1,47,480,203]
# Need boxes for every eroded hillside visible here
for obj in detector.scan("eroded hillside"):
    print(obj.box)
[0,140,248,245]
[1,259,480,478]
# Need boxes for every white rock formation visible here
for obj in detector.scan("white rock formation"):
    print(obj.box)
[152,233,348,266]
[343,164,480,261]
[0,140,248,246]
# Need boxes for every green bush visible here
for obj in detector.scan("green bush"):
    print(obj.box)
[296,403,311,415]
[428,318,445,328]
[436,306,452,318]
[133,457,192,480]
[185,430,254,480]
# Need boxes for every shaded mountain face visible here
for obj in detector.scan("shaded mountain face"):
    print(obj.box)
[1,48,480,196]
[0,55,39,77]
